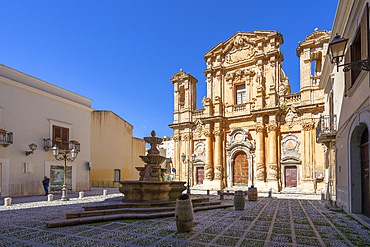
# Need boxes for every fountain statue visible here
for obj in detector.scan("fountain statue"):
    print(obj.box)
[119,130,186,201]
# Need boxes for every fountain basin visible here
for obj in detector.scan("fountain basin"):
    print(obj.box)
[119,181,186,201]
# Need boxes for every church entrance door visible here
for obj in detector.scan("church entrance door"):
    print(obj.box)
[233,152,248,185]
[285,166,297,188]
[196,167,204,185]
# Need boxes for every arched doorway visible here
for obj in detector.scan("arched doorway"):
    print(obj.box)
[360,128,370,217]
[233,151,248,186]
[350,123,370,216]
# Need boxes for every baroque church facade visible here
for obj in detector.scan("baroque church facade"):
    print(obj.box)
[169,29,330,193]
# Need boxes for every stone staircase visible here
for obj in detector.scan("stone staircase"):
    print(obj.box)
[46,197,233,228]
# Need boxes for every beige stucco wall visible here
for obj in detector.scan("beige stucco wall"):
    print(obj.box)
[90,111,145,187]
[0,64,92,196]
[322,0,370,214]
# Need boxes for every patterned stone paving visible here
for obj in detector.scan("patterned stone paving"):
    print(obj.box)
[0,197,369,246]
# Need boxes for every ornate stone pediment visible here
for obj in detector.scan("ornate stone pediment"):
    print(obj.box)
[223,35,257,66]
[305,29,331,42]
[171,70,187,81]
[281,134,301,163]
[226,128,253,152]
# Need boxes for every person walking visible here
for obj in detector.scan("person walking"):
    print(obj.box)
[42,176,50,196]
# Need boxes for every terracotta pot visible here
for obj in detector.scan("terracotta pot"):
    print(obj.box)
[175,198,194,232]
[233,190,245,210]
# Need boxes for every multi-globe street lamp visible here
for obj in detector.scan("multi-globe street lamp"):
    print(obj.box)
[181,153,196,195]
[51,141,80,201]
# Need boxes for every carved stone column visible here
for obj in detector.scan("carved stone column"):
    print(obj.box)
[204,128,214,181]
[214,129,223,180]
[183,132,192,181]
[267,121,278,181]
[255,122,265,181]
[302,119,315,179]
[173,134,181,180]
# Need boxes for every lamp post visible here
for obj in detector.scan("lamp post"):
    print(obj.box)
[328,33,370,72]
[51,141,80,201]
[181,153,196,194]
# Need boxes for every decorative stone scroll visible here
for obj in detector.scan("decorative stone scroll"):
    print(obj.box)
[194,119,205,138]
[284,107,301,129]
[204,164,213,180]
[268,165,278,179]
[214,166,222,180]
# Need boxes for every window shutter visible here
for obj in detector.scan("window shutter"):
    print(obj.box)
[345,49,351,96]
[361,2,369,60]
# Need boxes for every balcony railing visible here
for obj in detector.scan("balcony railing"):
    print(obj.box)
[0,131,13,146]
[316,115,337,143]
[234,104,246,112]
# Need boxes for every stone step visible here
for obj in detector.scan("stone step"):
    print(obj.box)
[46,203,234,228]
[82,197,210,211]
[66,201,222,219]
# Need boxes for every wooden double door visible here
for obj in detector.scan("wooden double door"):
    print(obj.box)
[196,167,204,185]
[233,152,248,185]
[285,166,297,188]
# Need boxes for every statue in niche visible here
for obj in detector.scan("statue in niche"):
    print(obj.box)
[256,67,263,87]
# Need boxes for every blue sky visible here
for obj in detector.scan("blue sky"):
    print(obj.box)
[0,1,338,139]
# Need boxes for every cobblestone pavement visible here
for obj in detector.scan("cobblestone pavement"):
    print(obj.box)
[0,190,370,246]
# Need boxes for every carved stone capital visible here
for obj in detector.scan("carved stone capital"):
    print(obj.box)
[204,129,212,137]
[183,133,192,141]
[301,119,315,131]
[255,123,265,133]
[173,135,181,142]
[267,121,278,132]
[214,129,223,137]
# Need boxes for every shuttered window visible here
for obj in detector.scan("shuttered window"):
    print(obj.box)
[345,3,369,95]
[53,125,69,150]
[236,84,246,104]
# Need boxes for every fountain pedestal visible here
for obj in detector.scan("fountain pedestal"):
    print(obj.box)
[119,130,186,201]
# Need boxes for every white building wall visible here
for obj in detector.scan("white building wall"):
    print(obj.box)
[0,64,92,196]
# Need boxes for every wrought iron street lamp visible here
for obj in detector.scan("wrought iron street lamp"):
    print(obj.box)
[181,153,196,194]
[328,33,370,72]
[25,143,37,156]
[51,141,80,201]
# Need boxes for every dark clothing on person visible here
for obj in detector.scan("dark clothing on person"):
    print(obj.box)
[42,177,50,196]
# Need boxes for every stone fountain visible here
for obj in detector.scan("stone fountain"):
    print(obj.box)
[119,130,186,201]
